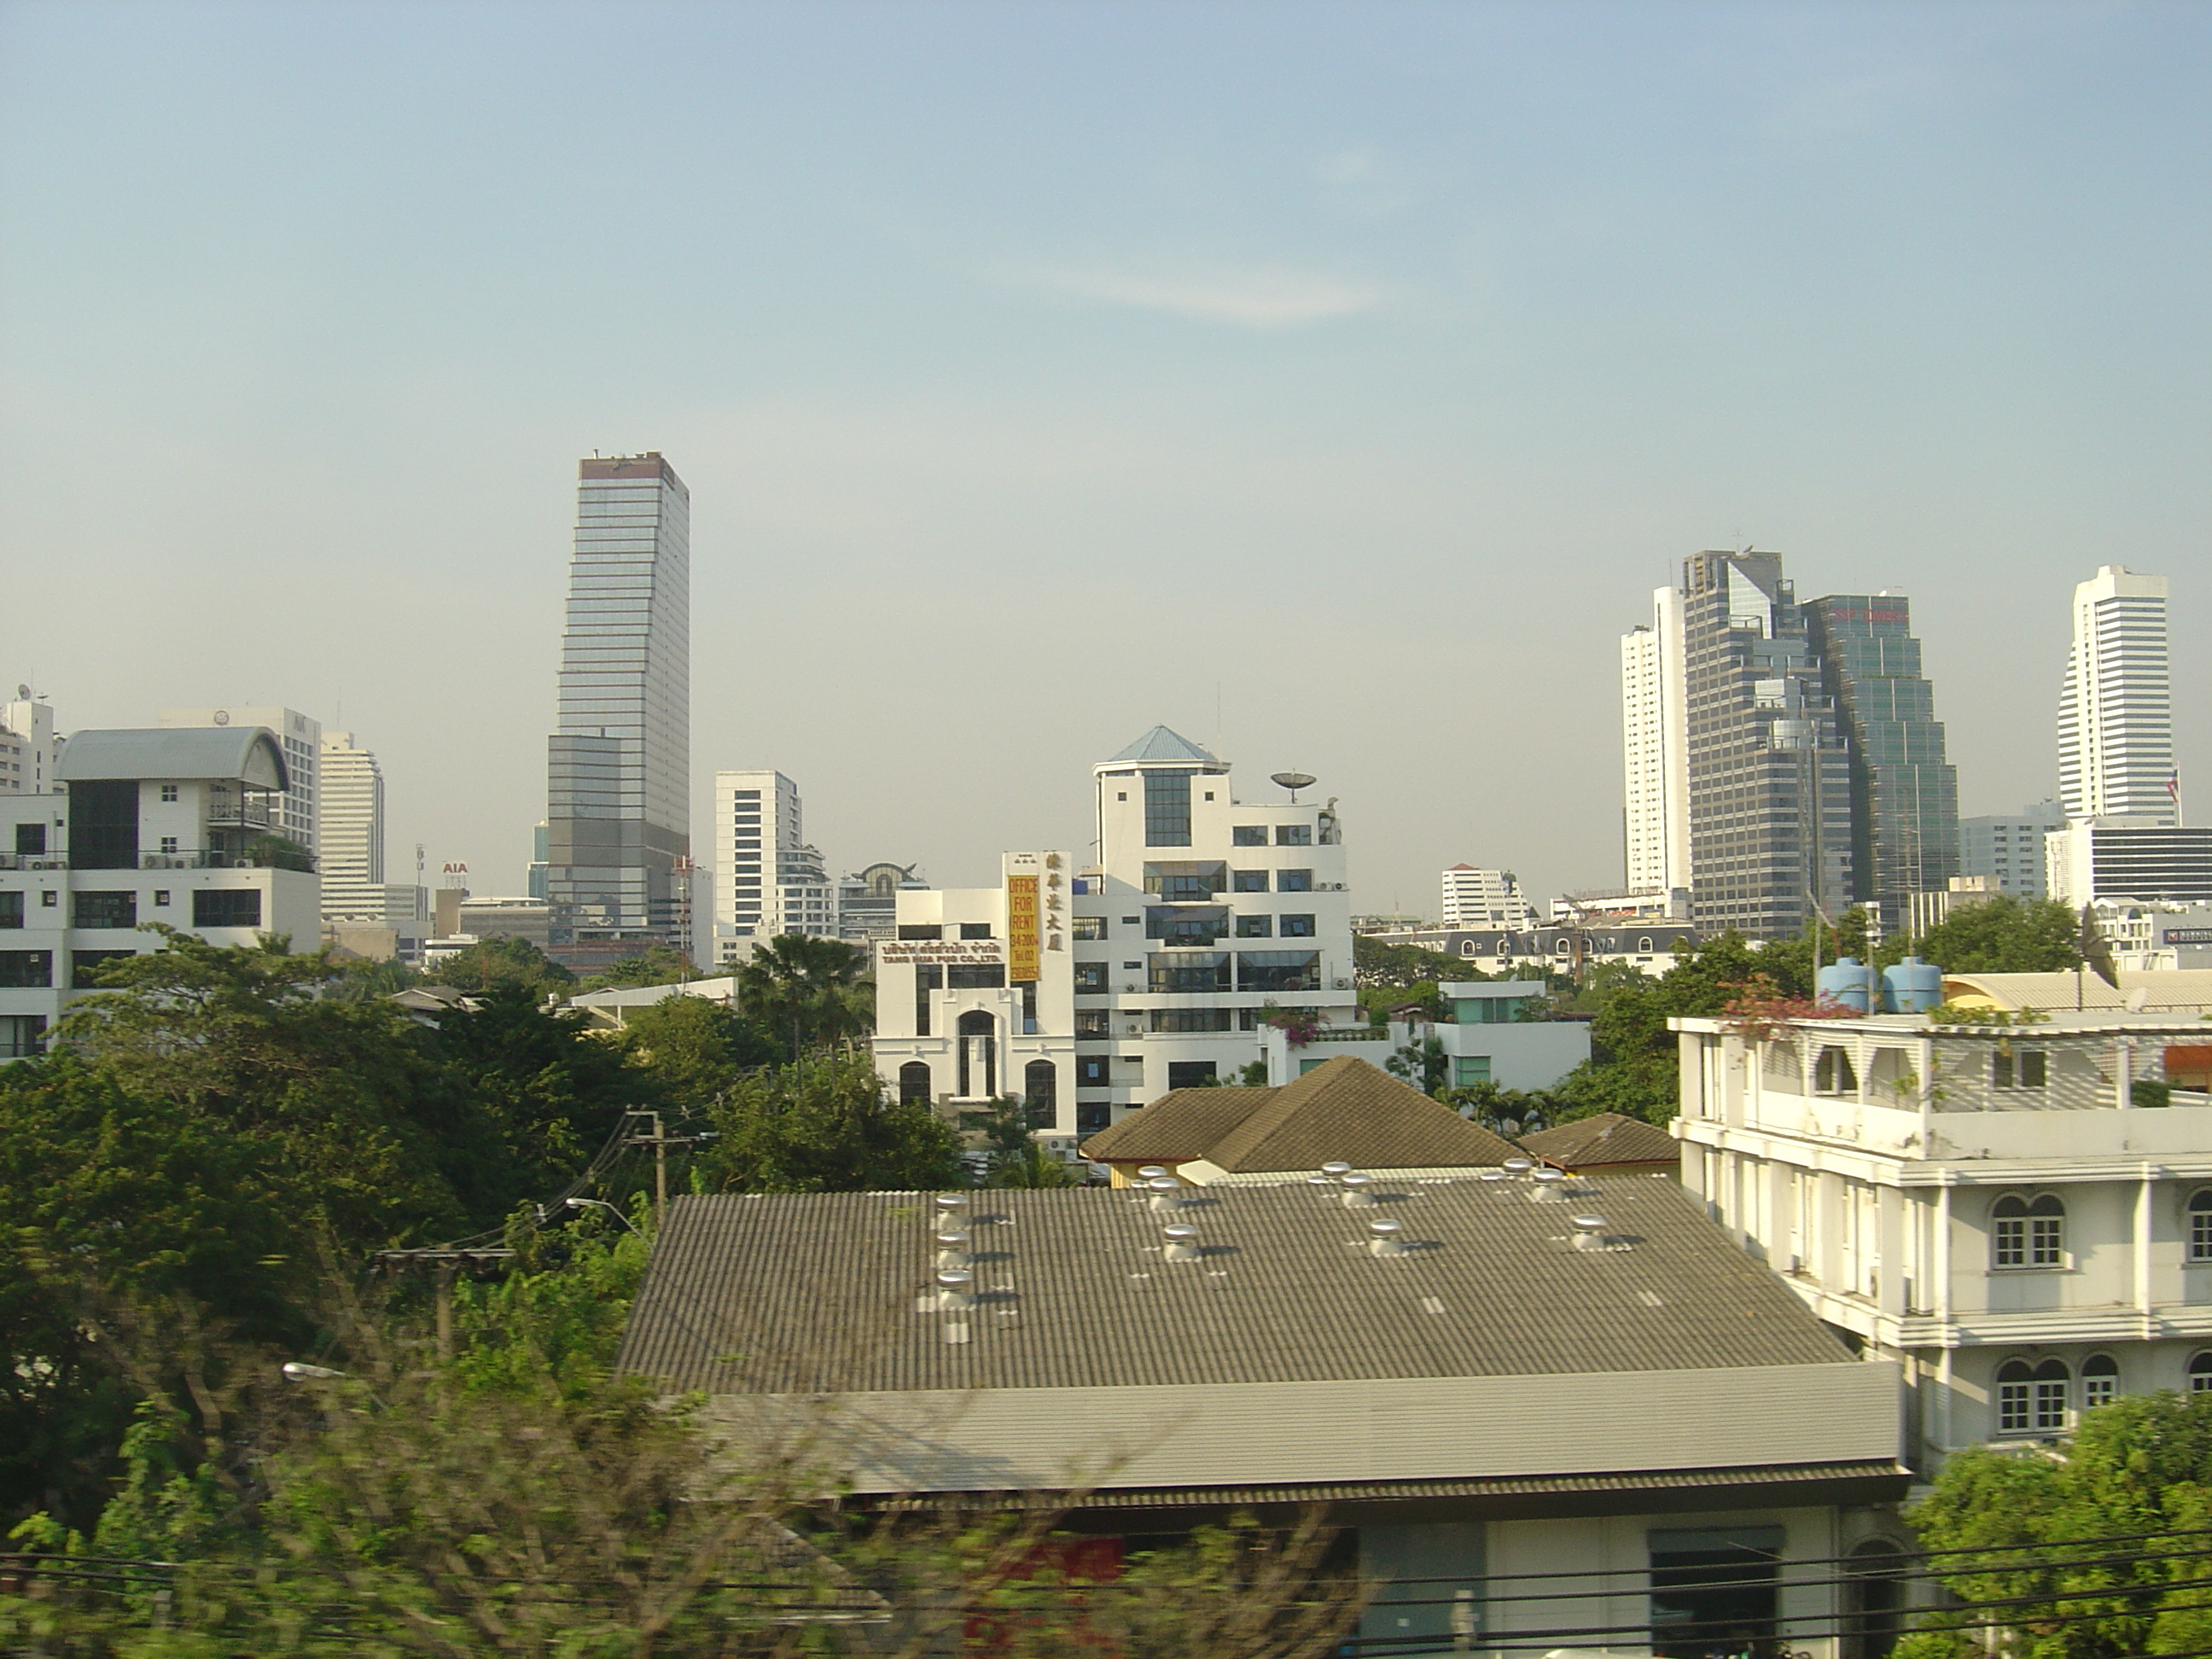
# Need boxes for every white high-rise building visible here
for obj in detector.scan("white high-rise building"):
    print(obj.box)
[711,770,835,961]
[2059,566,2175,826]
[160,705,321,853]
[1439,864,1534,930]
[317,731,386,921]
[1620,585,1690,897]
[1,689,58,795]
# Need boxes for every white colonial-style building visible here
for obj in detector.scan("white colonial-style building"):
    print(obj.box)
[1674,1005,2212,1464]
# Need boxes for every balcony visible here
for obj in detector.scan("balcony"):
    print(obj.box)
[204,800,274,830]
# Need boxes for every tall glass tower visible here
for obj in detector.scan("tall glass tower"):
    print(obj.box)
[1802,594,1959,932]
[546,452,690,952]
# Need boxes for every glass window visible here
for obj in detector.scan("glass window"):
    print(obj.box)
[959,923,994,940]
[1237,951,1320,993]
[1275,824,1312,846]
[1993,1195,2064,1268]
[1023,1060,1057,1127]
[1074,916,1107,940]
[160,784,179,802]
[2192,1353,2212,1394]
[0,1014,47,1058]
[1232,870,1269,893]
[1149,952,1231,994]
[0,950,51,988]
[2191,1191,2212,1261]
[946,964,1006,990]
[1456,1057,1492,1086]
[1144,862,1228,901]
[1278,869,1313,893]
[2082,1353,2119,1410]
[1077,1056,1112,1087]
[1075,1010,1110,1036]
[72,890,137,929]
[0,891,20,928]
[1166,1058,1220,1085]
[1994,1049,2048,1089]
[897,1062,932,1104]
[153,891,170,906]
[1236,915,1272,938]
[896,924,942,940]
[1996,1359,2069,1433]
[1074,960,1109,992]
[192,889,262,929]
[15,823,46,856]
[1153,1012,1230,1035]
[1145,907,1227,946]
[72,949,137,987]
[1231,826,1268,847]
[1279,913,1317,938]
[1814,1046,1858,1095]
[1143,771,1192,847]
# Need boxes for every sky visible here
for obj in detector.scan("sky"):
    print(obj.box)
[2,0,2206,912]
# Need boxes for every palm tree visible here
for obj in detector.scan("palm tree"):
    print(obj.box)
[735,934,872,1058]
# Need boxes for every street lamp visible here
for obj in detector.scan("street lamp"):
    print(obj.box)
[280,1361,346,1382]
[563,1197,642,1235]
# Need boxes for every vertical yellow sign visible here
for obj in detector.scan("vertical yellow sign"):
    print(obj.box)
[1007,874,1040,981]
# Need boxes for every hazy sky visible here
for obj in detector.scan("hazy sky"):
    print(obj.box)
[3,1,2205,911]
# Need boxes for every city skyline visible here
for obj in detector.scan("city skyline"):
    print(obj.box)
[3,3,2207,909]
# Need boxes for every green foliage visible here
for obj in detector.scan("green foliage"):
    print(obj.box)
[696,1055,965,1194]
[1353,935,1462,990]
[1901,894,2084,975]
[576,941,700,992]
[430,934,577,996]
[735,934,873,1059]
[615,992,779,1109]
[1386,1033,1450,1097]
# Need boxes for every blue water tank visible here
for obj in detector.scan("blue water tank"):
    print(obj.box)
[1883,956,1943,1014]
[1817,958,1874,1013]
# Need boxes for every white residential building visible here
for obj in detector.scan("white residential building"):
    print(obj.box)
[1,726,320,1058]
[2058,566,2175,826]
[710,770,835,962]
[160,705,321,853]
[1675,1004,2212,1464]
[317,731,387,922]
[1,690,58,795]
[1621,584,1690,898]
[2093,901,2212,971]
[1959,801,2066,900]
[1258,981,1591,1091]
[869,850,1076,1150]
[1440,864,1534,930]
[1070,727,1357,1132]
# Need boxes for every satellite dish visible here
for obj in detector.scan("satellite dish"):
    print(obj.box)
[1271,771,1317,801]
[2125,987,2151,1011]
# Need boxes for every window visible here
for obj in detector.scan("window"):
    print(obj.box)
[896,924,942,940]
[1143,771,1193,847]
[1275,824,1312,847]
[2191,1191,2212,1262]
[946,964,1005,990]
[1167,1060,1219,1088]
[1153,1009,1232,1033]
[1231,870,1269,894]
[1650,1526,1783,1659]
[1146,864,1227,901]
[73,890,137,929]
[72,949,137,987]
[0,891,19,928]
[1075,1010,1110,1036]
[160,784,179,803]
[153,890,170,906]
[1074,960,1109,992]
[1074,916,1106,940]
[0,949,51,988]
[68,779,138,870]
[1278,913,1316,938]
[1078,1056,1112,1087]
[959,923,994,940]
[1993,1194,2065,1268]
[956,1010,997,1098]
[1023,1060,1057,1127]
[1150,952,1231,994]
[39,890,55,908]
[898,1061,933,1104]
[0,1014,47,1058]
[1278,869,1313,893]
[159,836,179,855]
[1236,914,1272,938]
[1994,1048,2049,1089]
[1145,907,1227,946]
[1237,951,1320,993]
[193,889,262,928]
[2082,1353,2120,1410]
[1996,1359,2069,1434]
[2192,1353,2212,1394]
[1814,1045,1858,1095]
[15,823,45,856]
[1639,936,1654,952]
[1455,1057,1493,1087]
[1231,826,1268,847]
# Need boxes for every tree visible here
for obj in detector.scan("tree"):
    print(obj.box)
[431,934,576,997]
[618,993,779,1109]
[736,934,873,1057]
[696,1057,964,1194]
[1899,894,2083,975]
[1353,935,1463,990]
[1386,1033,1451,1097]
[578,941,700,992]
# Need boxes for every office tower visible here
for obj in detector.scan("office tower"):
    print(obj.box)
[1620,585,1689,896]
[711,770,833,961]
[160,705,320,852]
[2059,567,2175,824]
[1439,864,1534,930]
[545,453,690,955]
[1679,550,1853,940]
[1960,801,2066,900]
[317,731,387,921]
[1802,593,1960,931]
[838,861,928,943]
[2046,821,2212,906]
[0,688,57,795]
[527,823,549,900]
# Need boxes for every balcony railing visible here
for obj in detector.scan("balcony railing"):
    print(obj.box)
[204,801,274,829]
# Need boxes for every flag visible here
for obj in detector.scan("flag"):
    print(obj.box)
[2171,768,2183,806]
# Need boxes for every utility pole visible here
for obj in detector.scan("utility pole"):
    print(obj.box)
[618,1110,717,1227]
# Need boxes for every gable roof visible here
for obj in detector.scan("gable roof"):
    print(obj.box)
[1105,725,1220,765]
[54,725,289,791]
[1518,1113,1679,1170]
[1080,1056,1519,1173]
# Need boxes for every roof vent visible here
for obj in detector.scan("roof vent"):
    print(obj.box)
[1368,1218,1406,1258]
[1529,1168,1565,1202]
[934,1230,970,1270]
[1321,1161,1353,1178]
[1339,1172,1377,1209]
[1502,1158,1534,1179]
[1306,1174,1336,1193]
[934,1268,975,1310]
[934,1193,968,1214]
[1146,1175,1185,1213]
[1478,1170,1508,1184]
[1162,1224,1200,1263]
[1137,1164,1168,1180]
[1570,1214,1610,1253]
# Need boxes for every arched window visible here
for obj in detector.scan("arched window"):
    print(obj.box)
[2189,1191,2212,1262]
[898,1061,932,1105]
[2190,1352,2212,1395]
[1842,1540,1910,1659]
[957,1010,996,1099]
[1461,940,1476,957]
[1993,1194,2065,1269]
[1639,936,1654,953]
[1814,1046,1859,1096]
[2082,1353,2120,1410]
[1996,1358,2069,1434]
[1022,1059,1057,1127]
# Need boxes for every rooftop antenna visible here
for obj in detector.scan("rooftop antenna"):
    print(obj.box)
[1271,770,1316,803]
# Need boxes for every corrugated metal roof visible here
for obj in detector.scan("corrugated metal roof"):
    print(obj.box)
[54,726,288,791]
[619,1174,1855,1396]
[1079,1087,1274,1163]
[1104,725,1221,765]
[1519,1114,1679,1170]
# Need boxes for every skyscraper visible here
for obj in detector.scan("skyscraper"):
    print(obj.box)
[545,453,690,957]
[1678,550,1854,940]
[711,769,833,963]
[1802,592,1959,931]
[1620,585,1689,898]
[2058,566,2174,824]
[317,731,387,921]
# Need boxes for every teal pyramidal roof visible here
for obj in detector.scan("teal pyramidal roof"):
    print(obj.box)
[1107,725,1220,765]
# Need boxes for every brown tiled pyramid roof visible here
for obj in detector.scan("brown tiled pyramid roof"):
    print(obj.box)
[1080,1056,1518,1173]
[1518,1112,1679,1169]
